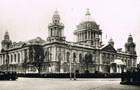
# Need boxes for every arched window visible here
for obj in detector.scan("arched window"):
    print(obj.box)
[79,53,82,62]
[14,54,16,62]
[58,53,61,61]
[89,54,92,63]
[85,53,92,63]
[49,53,52,61]
[11,55,13,63]
[73,53,76,62]
[18,53,20,63]
[8,55,9,63]
[66,52,70,62]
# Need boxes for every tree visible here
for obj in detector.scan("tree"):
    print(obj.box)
[29,45,48,74]
[84,53,92,73]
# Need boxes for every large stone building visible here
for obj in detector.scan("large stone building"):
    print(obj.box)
[0,9,137,73]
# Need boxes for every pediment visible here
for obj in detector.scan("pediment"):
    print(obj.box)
[101,44,117,53]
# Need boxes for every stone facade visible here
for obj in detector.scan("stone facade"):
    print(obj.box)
[0,9,137,73]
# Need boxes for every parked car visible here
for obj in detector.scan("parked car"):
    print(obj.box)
[0,71,18,80]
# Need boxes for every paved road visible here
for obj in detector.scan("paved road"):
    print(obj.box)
[0,78,140,90]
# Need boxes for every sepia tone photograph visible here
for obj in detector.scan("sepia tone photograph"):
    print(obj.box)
[0,0,140,90]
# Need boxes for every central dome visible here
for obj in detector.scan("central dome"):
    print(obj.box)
[77,9,99,30]
[80,8,95,23]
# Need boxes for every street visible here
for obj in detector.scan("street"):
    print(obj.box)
[0,78,140,90]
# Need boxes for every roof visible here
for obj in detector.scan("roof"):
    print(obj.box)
[101,44,117,53]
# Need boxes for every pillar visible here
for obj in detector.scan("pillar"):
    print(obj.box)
[20,51,22,63]
[62,29,64,36]
[99,52,102,72]
[16,52,18,63]
[87,31,88,40]
[22,50,24,63]
[80,33,82,41]
[9,54,11,64]
[89,31,91,40]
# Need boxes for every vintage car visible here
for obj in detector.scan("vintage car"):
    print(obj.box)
[0,71,18,80]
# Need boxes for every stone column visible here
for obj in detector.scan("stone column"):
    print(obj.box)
[85,32,86,40]
[89,31,91,40]
[0,56,1,65]
[131,58,133,67]
[1,56,2,65]
[16,52,18,63]
[99,52,102,72]
[86,31,88,40]
[79,33,80,41]
[1,55,2,65]
[48,29,50,37]
[81,32,83,41]
[83,32,85,41]
[84,32,85,41]
[53,47,56,61]
[9,54,11,64]
[82,32,84,41]
[2,54,4,65]
[20,51,22,63]
[91,31,92,39]
[62,29,64,36]
[51,29,52,36]
[77,33,79,42]
[22,50,25,63]
[52,29,54,36]
[27,49,30,62]
[80,33,82,41]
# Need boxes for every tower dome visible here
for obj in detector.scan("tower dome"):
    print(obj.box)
[4,31,9,40]
[52,9,60,24]
[1,31,12,50]
[128,34,133,43]
[108,37,114,47]
[78,8,99,30]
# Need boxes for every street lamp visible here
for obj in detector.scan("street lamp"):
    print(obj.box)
[11,61,17,71]
[68,43,72,80]
[5,50,9,71]
[73,60,76,80]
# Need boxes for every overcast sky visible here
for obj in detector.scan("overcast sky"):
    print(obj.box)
[0,0,140,63]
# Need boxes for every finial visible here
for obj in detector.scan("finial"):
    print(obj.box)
[109,37,113,42]
[54,8,58,14]
[5,30,8,34]
[86,8,91,16]
[129,33,132,37]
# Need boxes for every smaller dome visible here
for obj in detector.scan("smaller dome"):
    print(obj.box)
[108,37,114,43]
[128,34,133,42]
[4,31,9,40]
[53,9,60,19]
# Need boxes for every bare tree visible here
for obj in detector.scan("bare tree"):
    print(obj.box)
[84,53,92,73]
[29,45,48,74]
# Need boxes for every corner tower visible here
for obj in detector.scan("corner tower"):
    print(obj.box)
[108,38,114,47]
[74,9,102,48]
[125,34,136,54]
[47,9,65,42]
[1,31,12,51]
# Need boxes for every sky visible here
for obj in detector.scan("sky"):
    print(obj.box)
[0,0,140,63]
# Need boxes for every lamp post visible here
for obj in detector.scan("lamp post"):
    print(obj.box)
[68,43,72,80]
[11,61,17,71]
[5,50,9,71]
[73,60,76,80]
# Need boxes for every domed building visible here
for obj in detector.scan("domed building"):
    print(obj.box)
[0,9,137,74]
[74,8,102,47]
